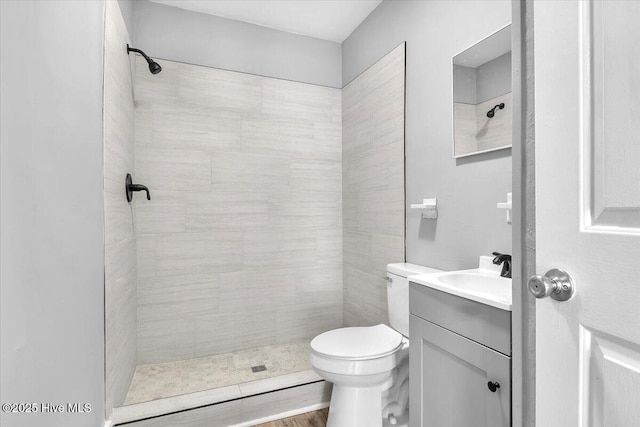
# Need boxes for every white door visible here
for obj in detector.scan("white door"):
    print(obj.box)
[534,1,640,426]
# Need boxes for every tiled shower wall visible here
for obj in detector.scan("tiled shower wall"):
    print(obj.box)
[104,0,137,414]
[342,44,406,327]
[454,92,512,155]
[134,58,343,364]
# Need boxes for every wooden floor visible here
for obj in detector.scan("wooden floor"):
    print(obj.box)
[254,408,328,427]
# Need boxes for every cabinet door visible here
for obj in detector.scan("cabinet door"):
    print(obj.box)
[410,315,510,427]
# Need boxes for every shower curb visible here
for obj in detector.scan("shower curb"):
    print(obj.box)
[110,374,329,426]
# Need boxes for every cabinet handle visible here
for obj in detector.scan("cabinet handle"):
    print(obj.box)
[487,381,500,392]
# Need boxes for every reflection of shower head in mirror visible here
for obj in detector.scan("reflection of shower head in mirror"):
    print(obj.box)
[487,103,505,118]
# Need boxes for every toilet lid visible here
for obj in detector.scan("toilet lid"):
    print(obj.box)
[310,324,403,359]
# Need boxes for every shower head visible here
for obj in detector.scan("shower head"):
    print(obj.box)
[148,60,162,75]
[486,103,505,118]
[127,44,162,74]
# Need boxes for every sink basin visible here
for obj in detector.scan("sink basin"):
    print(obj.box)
[439,272,509,294]
[409,257,512,311]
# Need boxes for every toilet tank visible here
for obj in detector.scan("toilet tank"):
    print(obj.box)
[387,263,442,337]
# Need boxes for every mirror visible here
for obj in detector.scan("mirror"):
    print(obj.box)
[453,25,512,158]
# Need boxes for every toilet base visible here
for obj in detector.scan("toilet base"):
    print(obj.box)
[315,345,410,427]
[326,384,385,427]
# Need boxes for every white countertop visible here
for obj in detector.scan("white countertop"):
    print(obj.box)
[408,259,512,311]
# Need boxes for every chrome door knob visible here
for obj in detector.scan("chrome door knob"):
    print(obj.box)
[528,268,575,301]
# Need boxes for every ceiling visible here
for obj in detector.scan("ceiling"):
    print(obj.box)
[149,0,383,43]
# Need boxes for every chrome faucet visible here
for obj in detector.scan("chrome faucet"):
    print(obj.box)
[492,252,512,278]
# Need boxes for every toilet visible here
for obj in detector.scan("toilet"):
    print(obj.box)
[310,263,442,427]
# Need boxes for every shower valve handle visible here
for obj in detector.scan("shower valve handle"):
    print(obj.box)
[129,184,151,200]
[126,173,151,202]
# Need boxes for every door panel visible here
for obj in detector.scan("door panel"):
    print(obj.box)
[582,328,640,427]
[587,1,640,230]
[534,1,640,426]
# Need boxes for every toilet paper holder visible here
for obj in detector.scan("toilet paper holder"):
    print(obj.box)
[410,198,437,219]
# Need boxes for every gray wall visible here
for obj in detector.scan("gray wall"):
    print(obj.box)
[343,0,512,271]
[0,1,106,426]
[476,52,512,103]
[453,64,478,104]
[454,52,512,104]
[132,0,342,88]
[118,0,135,38]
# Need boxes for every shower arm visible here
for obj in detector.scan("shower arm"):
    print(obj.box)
[126,44,152,62]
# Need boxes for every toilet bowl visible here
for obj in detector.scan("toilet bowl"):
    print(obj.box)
[310,263,442,427]
[311,324,410,427]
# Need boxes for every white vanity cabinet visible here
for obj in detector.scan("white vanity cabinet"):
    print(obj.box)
[409,282,511,427]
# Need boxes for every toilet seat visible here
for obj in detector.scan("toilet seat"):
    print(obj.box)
[310,324,407,377]
[311,324,403,360]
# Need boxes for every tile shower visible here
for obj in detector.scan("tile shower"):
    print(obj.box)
[129,56,343,404]
[133,56,343,359]
[104,1,405,423]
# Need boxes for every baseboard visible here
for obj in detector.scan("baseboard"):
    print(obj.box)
[227,401,329,427]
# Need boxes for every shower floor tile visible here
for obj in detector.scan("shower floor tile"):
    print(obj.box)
[124,340,313,405]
